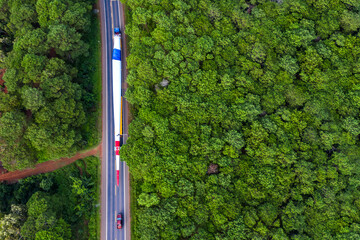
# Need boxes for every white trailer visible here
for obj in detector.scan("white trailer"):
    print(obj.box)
[112,28,122,186]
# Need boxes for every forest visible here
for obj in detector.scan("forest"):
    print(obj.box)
[0,0,101,171]
[120,0,360,239]
[0,156,100,239]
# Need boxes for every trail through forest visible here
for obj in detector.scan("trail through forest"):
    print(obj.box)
[0,144,101,183]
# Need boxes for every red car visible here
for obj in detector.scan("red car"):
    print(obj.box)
[117,213,122,229]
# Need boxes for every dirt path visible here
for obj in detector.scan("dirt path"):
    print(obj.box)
[0,144,101,183]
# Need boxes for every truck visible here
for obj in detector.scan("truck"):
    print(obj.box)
[112,28,122,186]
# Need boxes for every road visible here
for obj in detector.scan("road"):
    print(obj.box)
[100,0,130,239]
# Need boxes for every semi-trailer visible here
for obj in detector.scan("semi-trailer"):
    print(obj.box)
[112,27,122,187]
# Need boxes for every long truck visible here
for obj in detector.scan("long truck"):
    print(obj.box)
[112,27,122,186]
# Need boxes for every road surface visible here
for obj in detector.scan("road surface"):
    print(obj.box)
[100,0,130,239]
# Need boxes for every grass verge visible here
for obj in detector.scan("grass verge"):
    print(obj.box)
[130,174,138,240]
[87,156,101,240]
[79,12,102,150]
[122,3,137,239]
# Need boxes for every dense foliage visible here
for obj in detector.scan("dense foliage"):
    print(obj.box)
[0,156,100,240]
[0,0,100,170]
[120,0,360,239]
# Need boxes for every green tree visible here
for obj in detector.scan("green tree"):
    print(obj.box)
[137,193,160,207]
[40,177,53,192]
[0,204,26,240]
[0,92,19,112]
[47,24,88,58]
[280,55,299,75]
[340,10,360,32]
[21,87,46,112]
[21,53,47,83]
[0,111,25,142]
[14,28,49,55]
[62,2,92,32]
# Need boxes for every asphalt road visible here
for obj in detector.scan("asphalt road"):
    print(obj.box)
[100,0,130,239]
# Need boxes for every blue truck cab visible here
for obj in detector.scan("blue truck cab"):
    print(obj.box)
[114,28,120,35]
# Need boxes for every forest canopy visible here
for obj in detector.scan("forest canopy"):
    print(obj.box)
[0,0,100,170]
[120,0,360,239]
[0,156,100,240]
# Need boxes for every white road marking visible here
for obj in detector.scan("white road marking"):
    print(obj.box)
[123,161,126,239]
[104,1,108,240]
[111,2,114,39]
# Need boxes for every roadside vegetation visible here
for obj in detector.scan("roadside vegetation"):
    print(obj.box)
[121,0,360,239]
[0,0,101,171]
[0,156,101,239]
